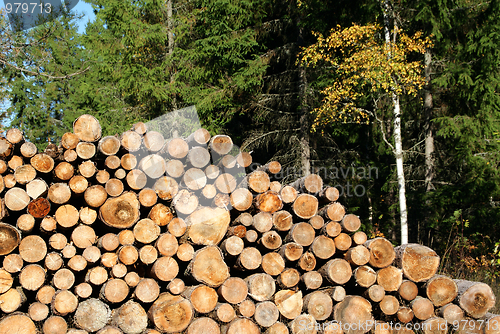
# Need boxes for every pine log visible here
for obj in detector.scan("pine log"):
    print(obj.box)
[74,298,111,332]
[218,277,248,304]
[290,174,323,194]
[105,155,121,170]
[73,114,102,142]
[53,268,75,290]
[3,253,23,273]
[183,285,218,313]
[14,165,36,185]
[293,194,319,219]
[30,153,55,173]
[310,235,335,259]
[261,252,285,276]
[85,185,108,207]
[133,121,148,134]
[86,266,108,286]
[236,247,262,271]
[308,215,324,229]
[353,266,377,288]
[341,214,361,232]
[186,207,230,246]
[29,302,50,322]
[0,223,20,256]
[19,235,47,263]
[222,318,260,334]
[0,160,6,174]
[215,173,237,194]
[63,149,78,162]
[377,266,403,292]
[6,128,24,144]
[205,164,220,180]
[323,221,342,238]
[394,244,440,282]
[482,313,500,334]
[213,303,237,323]
[399,280,419,301]
[320,202,345,221]
[0,314,37,334]
[43,316,68,334]
[121,131,142,152]
[55,204,79,228]
[113,301,148,334]
[19,264,45,291]
[265,322,289,334]
[155,233,179,257]
[353,231,368,245]
[279,242,303,262]
[80,207,97,225]
[273,210,293,231]
[0,269,13,294]
[0,138,12,159]
[319,186,340,203]
[143,131,164,152]
[0,287,26,313]
[26,178,48,199]
[188,128,211,146]
[118,245,139,265]
[364,238,395,268]
[246,273,276,301]
[40,216,57,233]
[334,232,352,251]
[286,222,316,246]
[289,314,317,334]
[319,258,352,285]
[209,135,233,155]
[139,245,158,265]
[132,218,160,244]
[100,279,129,304]
[126,169,147,190]
[4,174,15,188]
[150,256,179,282]
[301,271,323,290]
[51,289,78,316]
[61,244,77,259]
[97,326,124,334]
[379,295,399,315]
[44,252,63,271]
[148,293,193,333]
[166,138,190,159]
[111,263,127,278]
[330,286,347,302]
[333,296,374,334]
[411,296,435,320]
[187,317,221,333]
[437,303,464,323]
[95,170,110,184]
[454,280,496,318]
[255,190,283,213]
[72,225,97,249]
[236,299,256,318]
[229,188,253,211]
[303,291,333,321]
[76,142,96,159]
[345,245,370,266]
[100,192,140,229]
[364,284,385,302]
[397,306,414,323]
[5,187,30,211]
[74,282,93,299]
[234,212,253,226]
[187,146,211,169]
[220,235,244,256]
[69,175,88,194]
[98,233,120,252]
[255,301,280,327]
[277,268,301,289]
[213,193,230,208]
[153,176,178,200]
[8,155,23,170]
[280,185,298,204]
[149,203,174,227]
[37,285,56,304]
[165,278,185,295]
[177,243,195,262]
[259,231,282,250]
[425,275,458,307]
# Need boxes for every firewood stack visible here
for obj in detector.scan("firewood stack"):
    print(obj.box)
[0,114,496,334]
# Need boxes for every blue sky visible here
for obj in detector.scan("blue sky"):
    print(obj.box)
[73,1,96,34]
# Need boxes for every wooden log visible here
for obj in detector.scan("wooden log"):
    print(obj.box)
[0,269,13,294]
[156,233,179,257]
[319,202,346,222]
[113,300,148,334]
[69,175,88,194]
[218,277,248,304]
[19,264,45,291]
[333,296,374,334]
[76,142,96,159]
[397,306,414,323]
[425,275,458,307]
[3,254,23,273]
[421,317,448,334]
[74,282,93,299]
[63,149,78,162]
[111,263,127,278]
[341,214,361,232]
[148,293,193,333]
[213,193,230,208]
[14,164,36,185]
[29,302,50,322]
[290,174,323,194]
[245,273,276,301]
[234,212,253,227]
[30,154,55,174]
[236,247,262,271]
[293,194,318,219]
[121,130,142,152]
[19,235,47,263]
[311,235,335,259]
[319,258,352,285]
[289,314,317,334]
[98,233,120,252]
[132,121,148,134]
[259,231,282,250]
[79,207,97,225]
[188,128,211,146]
[482,313,500,334]
[183,285,218,313]
[74,298,111,332]
[5,187,30,211]
[364,238,395,268]
[353,231,368,245]
[53,162,74,181]
[139,245,158,265]
[72,225,97,249]
[210,135,233,155]
[330,286,347,302]
[437,303,464,323]
[215,173,237,194]
[411,296,435,320]
[43,315,68,334]
[86,266,108,286]
[166,138,190,159]
[261,252,285,276]
[273,210,293,231]
[79,160,96,178]
[44,252,63,271]
[118,230,135,246]
[286,222,315,246]
[26,199,49,220]
[187,146,211,168]
[53,268,76,290]
[0,137,13,159]
[353,266,377,288]
[118,245,139,265]
[236,299,256,318]
[253,212,273,233]
[84,185,107,207]
[270,181,282,192]
[399,279,419,301]
[277,268,301,289]
[245,171,270,193]
[173,189,199,215]
[308,215,324,229]
[4,174,15,188]
[377,266,403,292]
[236,152,252,168]
[51,289,78,316]
[37,285,56,304]
[334,232,352,251]
[126,169,147,190]
[187,317,221,333]
[230,188,253,211]
[48,183,72,204]
[6,128,24,144]
[205,164,219,180]
[364,284,385,302]
[74,114,102,142]
[96,169,111,184]
[98,135,121,156]
[26,178,48,199]
[133,218,160,244]
[220,236,244,256]
[255,190,283,213]
[149,203,174,227]
[100,279,129,303]
[0,313,37,334]
[40,216,56,234]
[0,223,20,256]
[150,256,179,282]
[323,221,342,238]
[153,176,178,200]
[265,322,289,334]
[55,204,79,229]
[222,317,260,334]
[394,244,440,282]
[62,132,79,150]
[0,160,6,174]
[100,192,140,229]
[345,245,370,266]
[280,185,298,204]
[186,207,230,246]
[255,301,280,327]
[454,280,496,318]
[279,242,303,262]
[303,291,333,321]
[62,244,77,259]
[156,279,182,299]
[8,155,23,170]
[319,186,340,203]
[379,295,399,315]
[0,287,26,313]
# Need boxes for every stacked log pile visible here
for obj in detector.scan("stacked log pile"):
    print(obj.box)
[0,114,497,334]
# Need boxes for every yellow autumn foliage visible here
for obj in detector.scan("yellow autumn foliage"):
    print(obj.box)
[299,24,432,129]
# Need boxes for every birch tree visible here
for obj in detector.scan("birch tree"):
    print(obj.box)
[299,22,431,244]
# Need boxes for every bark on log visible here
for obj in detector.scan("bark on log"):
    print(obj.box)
[394,244,440,282]
[454,280,496,318]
